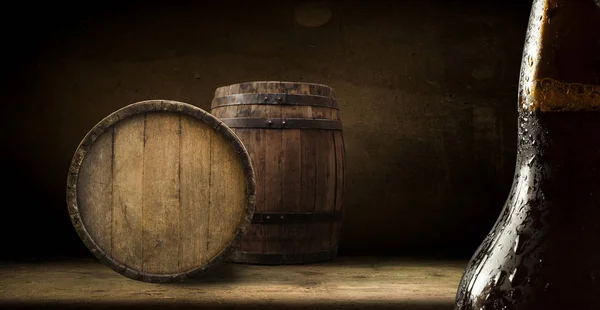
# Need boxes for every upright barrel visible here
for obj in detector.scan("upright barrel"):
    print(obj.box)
[66,100,255,282]
[211,81,346,265]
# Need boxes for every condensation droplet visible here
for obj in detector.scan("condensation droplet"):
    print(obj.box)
[513,234,526,255]
[535,258,543,270]
[527,56,534,67]
[494,270,508,286]
[509,266,528,287]
[509,288,522,301]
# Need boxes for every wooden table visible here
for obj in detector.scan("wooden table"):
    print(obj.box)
[0,256,467,309]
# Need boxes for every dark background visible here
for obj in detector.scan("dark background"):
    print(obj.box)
[1,0,532,261]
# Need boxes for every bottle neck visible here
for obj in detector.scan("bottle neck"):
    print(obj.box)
[519,0,600,112]
[516,109,600,189]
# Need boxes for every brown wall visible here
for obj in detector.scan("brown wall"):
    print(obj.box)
[1,0,532,259]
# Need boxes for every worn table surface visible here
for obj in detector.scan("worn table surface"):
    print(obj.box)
[0,256,467,310]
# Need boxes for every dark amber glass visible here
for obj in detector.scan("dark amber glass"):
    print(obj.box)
[455,0,600,309]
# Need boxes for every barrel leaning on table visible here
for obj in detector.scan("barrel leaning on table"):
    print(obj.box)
[211,81,346,265]
[66,100,255,282]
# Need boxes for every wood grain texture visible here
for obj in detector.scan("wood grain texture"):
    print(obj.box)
[142,112,181,274]
[264,123,283,254]
[112,114,145,270]
[241,128,266,253]
[208,124,248,258]
[179,115,211,269]
[211,82,346,265]
[68,100,255,282]
[281,105,304,255]
[332,131,346,248]
[0,257,466,309]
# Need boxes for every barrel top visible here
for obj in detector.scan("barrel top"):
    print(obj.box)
[214,81,337,98]
[66,99,256,283]
[212,81,338,109]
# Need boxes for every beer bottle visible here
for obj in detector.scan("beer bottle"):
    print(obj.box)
[455,0,600,309]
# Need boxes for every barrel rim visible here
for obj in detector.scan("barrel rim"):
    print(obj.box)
[65,99,256,283]
[214,80,336,97]
[215,80,334,89]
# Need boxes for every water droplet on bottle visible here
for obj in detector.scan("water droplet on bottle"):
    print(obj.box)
[535,258,543,270]
[494,270,508,286]
[509,266,528,286]
[513,234,526,255]
[509,288,522,300]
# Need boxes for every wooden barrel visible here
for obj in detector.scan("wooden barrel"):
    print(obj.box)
[66,100,255,282]
[211,81,346,265]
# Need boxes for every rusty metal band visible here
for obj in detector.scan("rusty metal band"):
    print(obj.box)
[212,93,338,109]
[228,248,338,265]
[219,118,343,130]
[252,212,343,224]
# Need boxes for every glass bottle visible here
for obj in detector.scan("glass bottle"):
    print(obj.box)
[455,0,600,309]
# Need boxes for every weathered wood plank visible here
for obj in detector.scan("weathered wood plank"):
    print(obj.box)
[179,115,211,269]
[111,114,145,270]
[0,258,467,307]
[316,108,337,251]
[209,130,248,258]
[299,129,318,255]
[314,130,336,251]
[237,128,265,253]
[280,105,305,254]
[300,130,317,214]
[332,131,346,248]
[309,107,333,119]
[141,112,181,274]
[264,124,283,253]
[226,104,264,253]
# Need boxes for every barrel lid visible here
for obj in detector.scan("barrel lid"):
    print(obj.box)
[66,100,256,283]
[212,81,338,109]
